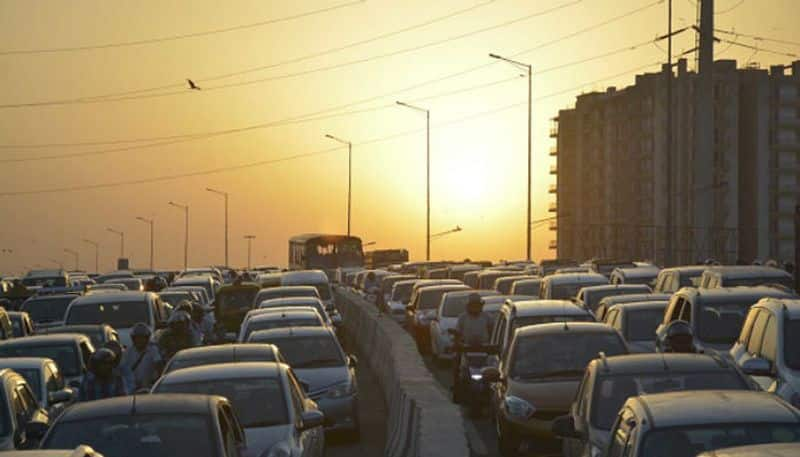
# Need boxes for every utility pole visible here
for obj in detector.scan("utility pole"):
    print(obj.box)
[244,235,256,269]
[64,249,79,271]
[693,0,714,262]
[82,239,99,273]
[396,101,431,260]
[169,202,189,270]
[206,188,229,267]
[665,0,673,267]
[324,135,352,237]
[136,217,155,270]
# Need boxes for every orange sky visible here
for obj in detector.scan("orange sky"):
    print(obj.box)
[0,0,798,272]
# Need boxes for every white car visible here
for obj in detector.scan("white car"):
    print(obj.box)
[280,270,335,310]
[63,292,170,347]
[540,273,608,300]
[429,290,498,362]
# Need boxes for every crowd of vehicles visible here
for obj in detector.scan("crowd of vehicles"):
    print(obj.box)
[343,258,800,457]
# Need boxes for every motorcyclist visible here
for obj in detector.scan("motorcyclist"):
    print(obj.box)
[102,340,133,393]
[450,293,493,395]
[662,320,696,353]
[363,271,379,295]
[189,301,215,345]
[120,323,163,391]
[79,348,128,401]
[158,310,195,361]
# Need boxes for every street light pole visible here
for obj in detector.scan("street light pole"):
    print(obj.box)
[324,134,352,236]
[82,239,99,273]
[206,188,229,267]
[136,217,155,270]
[64,248,79,271]
[244,235,256,269]
[489,53,533,261]
[169,202,189,270]
[396,101,431,261]
[106,228,124,259]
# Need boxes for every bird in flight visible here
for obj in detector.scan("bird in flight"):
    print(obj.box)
[187,79,201,90]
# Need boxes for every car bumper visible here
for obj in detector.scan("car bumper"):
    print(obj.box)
[315,394,359,432]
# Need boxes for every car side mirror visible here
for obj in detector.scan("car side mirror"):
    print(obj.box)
[48,387,74,405]
[297,410,325,431]
[331,314,343,327]
[552,415,582,439]
[348,354,358,368]
[741,356,773,377]
[24,418,49,442]
[481,366,501,383]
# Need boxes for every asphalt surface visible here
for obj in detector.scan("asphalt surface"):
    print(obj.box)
[327,341,387,456]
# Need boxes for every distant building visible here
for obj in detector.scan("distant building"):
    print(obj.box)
[551,59,800,265]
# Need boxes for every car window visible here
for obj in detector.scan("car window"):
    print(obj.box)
[760,315,778,363]
[626,309,666,341]
[666,297,683,323]
[785,319,800,370]
[747,311,769,354]
[576,370,591,418]
[16,385,36,419]
[79,342,94,368]
[678,300,692,322]
[287,371,306,419]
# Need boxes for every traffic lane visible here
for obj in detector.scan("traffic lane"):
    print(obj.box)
[327,345,387,456]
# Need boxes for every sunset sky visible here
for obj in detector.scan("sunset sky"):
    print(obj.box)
[1,0,798,272]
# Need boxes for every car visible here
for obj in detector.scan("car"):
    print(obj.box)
[508,278,543,298]
[696,443,800,457]
[40,394,249,457]
[423,267,450,279]
[258,297,340,330]
[0,358,75,417]
[553,353,757,457]
[0,334,93,390]
[238,308,325,342]
[730,297,800,408]
[699,266,794,290]
[102,278,143,292]
[213,283,259,341]
[253,286,320,307]
[157,289,202,308]
[540,259,579,276]
[600,391,800,457]
[379,274,415,305]
[494,276,538,295]
[384,279,418,323]
[655,286,795,354]
[0,369,50,450]
[608,266,660,287]
[575,284,653,315]
[482,322,628,456]
[152,363,326,457]
[447,264,482,281]
[603,301,669,352]
[20,295,78,330]
[593,293,672,322]
[93,271,134,284]
[255,272,283,289]
[652,266,707,293]
[554,267,592,275]
[406,284,470,353]
[245,326,359,438]
[589,260,637,279]
[541,273,608,300]
[280,270,335,309]
[163,344,285,374]
[162,285,211,306]
[21,270,70,294]
[172,275,219,303]
[463,270,482,289]
[7,312,34,338]
[430,290,499,362]
[0,445,104,457]
[84,283,127,295]
[63,292,170,347]
[477,271,522,291]
[37,325,119,350]
[179,267,223,283]
[490,300,596,362]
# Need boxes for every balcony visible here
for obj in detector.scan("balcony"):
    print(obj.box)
[548,239,558,250]
[548,202,557,212]
[549,127,559,138]
[549,146,558,156]
[550,165,558,175]
[549,220,558,231]
[548,184,557,194]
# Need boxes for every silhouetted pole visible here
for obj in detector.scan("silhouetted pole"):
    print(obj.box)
[396,101,431,260]
[244,235,256,269]
[64,248,79,271]
[169,202,189,269]
[665,0,673,267]
[106,228,124,259]
[136,217,155,270]
[795,205,800,292]
[324,134,352,237]
[82,239,99,273]
[206,188,229,267]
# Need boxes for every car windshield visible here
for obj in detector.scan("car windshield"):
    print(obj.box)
[43,414,215,457]
[724,277,794,289]
[679,275,703,287]
[551,283,592,300]
[47,328,104,348]
[512,281,541,296]
[22,276,66,288]
[785,319,800,370]
[591,372,748,430]
[626,309,666,341]
[584,288,647,311]
[441,295,480,318]
[254,336,344,368]
[245,317,322,340]
[695,301,754,345]
[66,301,148,328]
[158,292,191,307]
[256,289,316,304]
[10,317,24,337]
[512,314,593,330]
[418,288,461,310]
[167,352,276,373]
[0,344,81,377]
[217,289,258,312]
[510,332,626,380]
[156,378,288,428]
[22,297,75,324]
[391,283,414,303]
[640,423,800,457]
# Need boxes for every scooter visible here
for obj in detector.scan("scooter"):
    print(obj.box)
[449,330,496,417]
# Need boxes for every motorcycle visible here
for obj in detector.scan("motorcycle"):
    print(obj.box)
[449,329,496,417]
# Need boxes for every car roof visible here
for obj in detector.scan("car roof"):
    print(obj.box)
[0,334,88,346]
[699,443,800,457]
[612,266,660,278]
[417,284,469,293]
[704,266,792,279]
[608,301,669,312]
[598,293,671,305]
[25,294,78,302]
[515,321,614,337]
[70,292,151,304]
[259,285,317,293]
[57,394,222,422]
[159,362,283,384]
[756,298,800,319]
[544,273,608,284]
[171,344,277,361]
[661,265,708,274]
[508,300,590,317]
[678,286,795,303]
[580,284,651,294]
[631,391,800,428]
[0,357,51,370]
[258,297,324,307]
[249,326,334,340]
[281,270,328,283]
[247,308,320,321]
[443,290,498,299]
[592,353,733,376]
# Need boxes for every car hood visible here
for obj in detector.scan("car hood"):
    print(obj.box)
[294,366,349,395]
[508,377,581,411]
[242,424,292,457]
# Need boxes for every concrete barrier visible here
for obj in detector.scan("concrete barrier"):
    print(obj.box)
[336,288,470,457]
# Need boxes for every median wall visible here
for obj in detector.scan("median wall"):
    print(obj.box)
[335,288,469,457]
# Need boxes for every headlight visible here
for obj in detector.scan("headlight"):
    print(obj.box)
[471,373,483,381]
[265,442,291,457]
[327,381,355,398]
[504,395,535,420]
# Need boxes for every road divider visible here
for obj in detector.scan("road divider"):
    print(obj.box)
[336,288,470,457]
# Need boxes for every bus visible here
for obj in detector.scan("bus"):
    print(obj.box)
[364,249,409,269]
[288,234,364,277]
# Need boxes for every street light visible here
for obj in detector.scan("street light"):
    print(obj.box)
[206,187,229,267]
[106,227,125,258]
[396,101,431,261]
[82,239,99,273]
[430,225,463,240]
[244,235,256,269]
[324,134,352,237]
[64,248,79,271]
[168,202,189,270]
[136,217,155,270]
[490,52,533,261]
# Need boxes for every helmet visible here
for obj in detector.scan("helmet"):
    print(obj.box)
[663,320,694,353]
[168,310,191,333]
[467,293,484,306]
[103,340,123,367]
[90,348,117,378]
[176,300,193,314]
[367,271,376,281]
[131,322,152,338]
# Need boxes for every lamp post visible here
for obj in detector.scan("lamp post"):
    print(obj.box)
[136,217,155,270]
[205,187,229,267]
[106,228,124,259]
[244,235,256,270]
[168,202,189,270]
[324,134,352,237]
[489,53,532,261]
[82,239,99,273]
[396,101,431,260]
[64,248,79,271]
[430,226,463,240]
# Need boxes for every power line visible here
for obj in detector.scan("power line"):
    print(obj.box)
[718,39,798,59]
[0,0,364,56]
[714,28,800,48]
[714,0,746,15]
[0,0,586,109]
[0,60,661,196]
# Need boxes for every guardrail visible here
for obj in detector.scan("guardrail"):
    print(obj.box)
[335,288,469,457]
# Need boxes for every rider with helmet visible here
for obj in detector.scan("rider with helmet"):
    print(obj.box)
[189,301,215,345]
[158,310,195,361]
[662,320,696,353]
[120,322,163,390]
[79,348,128,401]
[450,293,494,392]
[102,340,133,393]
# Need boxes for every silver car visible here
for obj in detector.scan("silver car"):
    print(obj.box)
[238,307,325,343]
